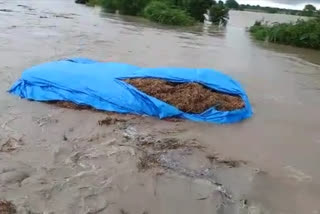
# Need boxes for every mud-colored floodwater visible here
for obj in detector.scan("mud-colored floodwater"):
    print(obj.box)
[1,0,320,213]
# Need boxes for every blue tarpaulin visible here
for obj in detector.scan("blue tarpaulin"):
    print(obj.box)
[9,58,253,124]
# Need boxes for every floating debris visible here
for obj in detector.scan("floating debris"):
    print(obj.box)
[63,133,68,141]
[120,209,129,214]
[0,137,22,153]
[17,4,35,11]
[54,14,74,19]
[34,115,58,127]
[0,200,17,214]
[206,154,247,168]
[98,116,127,126]
[136,136,203,151]
[0,9,13,12]
[137,153,161,171]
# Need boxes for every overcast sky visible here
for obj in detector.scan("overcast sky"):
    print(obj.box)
[237,0,320,9]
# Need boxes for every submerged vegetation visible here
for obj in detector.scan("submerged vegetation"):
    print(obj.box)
[143,1,195,26]
[210,2,229,25]
[77,0,230,26]
[249,18,320,49]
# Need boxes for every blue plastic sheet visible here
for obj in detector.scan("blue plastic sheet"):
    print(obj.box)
[9,58,253,124]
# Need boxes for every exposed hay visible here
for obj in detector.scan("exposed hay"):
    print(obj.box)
[125,78,245,113]
[50,101,92,110]
[49,78,245,115]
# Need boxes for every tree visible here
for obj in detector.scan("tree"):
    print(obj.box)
[184,0,213,22]
[166,0,213,22]
[75,0,89,4]
[101,0,118,12]
[304,4,316,12]
[266,7,277,14]
[225,0,239,9]
[209,2,229,25]
[302,4,317,16]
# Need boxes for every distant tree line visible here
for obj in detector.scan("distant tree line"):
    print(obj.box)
[75,0,230,26]
[225,0,320,17]
[75,0,319,26]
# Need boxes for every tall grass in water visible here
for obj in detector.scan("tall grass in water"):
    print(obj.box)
[249,18,320,49]
[143,1,195,26]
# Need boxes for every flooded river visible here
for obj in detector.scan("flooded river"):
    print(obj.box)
[0,0,320,213]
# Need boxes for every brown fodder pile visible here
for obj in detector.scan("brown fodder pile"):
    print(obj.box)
[0,200,17,214]
[125,78,245,113]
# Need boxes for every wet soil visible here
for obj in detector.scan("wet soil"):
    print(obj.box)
[126,78,245,113]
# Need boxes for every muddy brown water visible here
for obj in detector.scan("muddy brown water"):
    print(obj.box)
[0,0,320,213]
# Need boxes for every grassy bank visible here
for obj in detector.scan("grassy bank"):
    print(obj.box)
[249,18,320,49]
[79,0,229,26]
